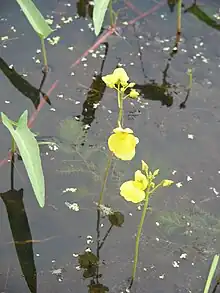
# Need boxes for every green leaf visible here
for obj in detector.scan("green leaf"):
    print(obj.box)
[203,254,219,293]
[1,110,45,207]
[93,0,111,36]
[15,0,53,38]
[108,211,124,227]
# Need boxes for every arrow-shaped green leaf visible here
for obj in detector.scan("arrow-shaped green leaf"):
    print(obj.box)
[1,110,45,207]
[16,0,53,38]
[93,0,111,36]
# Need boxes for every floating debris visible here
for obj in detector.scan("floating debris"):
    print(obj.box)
[176,182,183,188]
[172,260,180,268]
[47,36,60,45]
[65,201,80,211]
[188,134,194,140]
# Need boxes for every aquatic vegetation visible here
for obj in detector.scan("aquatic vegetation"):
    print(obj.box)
[93,0,117,36]
[120,161,173,288]
[1,111,45,207]
[15,0,53,72]
[203,255,219,293]
[100,68,174,287]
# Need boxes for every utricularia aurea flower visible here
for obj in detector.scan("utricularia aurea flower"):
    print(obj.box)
[108,127,139,161]
[120,170,147,203]
[102,68,139,98]
[120,160,174,203]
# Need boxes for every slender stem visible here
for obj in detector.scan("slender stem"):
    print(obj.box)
[10,138,16,190]
[187,69,193,90]
[177,0,182,36]
[98,152,113,206]
[109,0,115,28]
[40,37,48,73]
[98,224,113,250]
[129,185,151,288]
[117,89,123,127]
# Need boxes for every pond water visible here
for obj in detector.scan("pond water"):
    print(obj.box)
[1,0,220,292]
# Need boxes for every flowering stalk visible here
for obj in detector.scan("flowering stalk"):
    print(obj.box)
[130,182,151,288]
[117,86,123,127]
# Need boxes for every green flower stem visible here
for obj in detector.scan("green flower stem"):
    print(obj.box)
[187,69,193,90]
[131,185,151,286]
[40,37,48,73]
[148,182,163,196]
[11,137,16,154]
[98,152,113,206]
[117,89,124,127]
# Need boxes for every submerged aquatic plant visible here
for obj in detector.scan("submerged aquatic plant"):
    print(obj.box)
[120,161,173,288]
[1,110,45,207]
[15,0,53,72]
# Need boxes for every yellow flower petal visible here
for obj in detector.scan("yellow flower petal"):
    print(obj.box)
[108,131,138,161]
[113,68,129,86]
[102,74,117,88]
[134,170,148,190]
[113,127,133,134]
[120,181,145,203]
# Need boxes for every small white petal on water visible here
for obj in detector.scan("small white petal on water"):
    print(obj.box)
[180,253,187,259]
[210,187,219,195]
[176,182,183,188]
[63,188,77,193]
[188,134,194,140]
[172,261,179,268]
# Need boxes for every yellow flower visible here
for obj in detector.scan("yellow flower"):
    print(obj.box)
[120,170,148,203]
[129,89,139,98]
[108,127,139,160]
[102,68,129,88]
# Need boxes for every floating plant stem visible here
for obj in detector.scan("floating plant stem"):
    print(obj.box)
[40,37,48,73]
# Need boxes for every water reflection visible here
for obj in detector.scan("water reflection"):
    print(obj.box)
[0,57,51,109]
[78,203,124,293]
[135,50,178,107]
[0,155,36,292]
[184,2,220,31]
[0,188,37,293]
[81,43,108,126]
[76,0,93,19]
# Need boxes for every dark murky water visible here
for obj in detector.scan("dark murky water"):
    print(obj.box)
[1,0,220,292]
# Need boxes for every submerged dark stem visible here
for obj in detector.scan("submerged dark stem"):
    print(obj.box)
[98,224,113,250]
